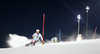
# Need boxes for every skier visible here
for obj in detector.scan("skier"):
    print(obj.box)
[25,29,44,46]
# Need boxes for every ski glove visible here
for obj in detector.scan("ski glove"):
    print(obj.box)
[32,36,34,37]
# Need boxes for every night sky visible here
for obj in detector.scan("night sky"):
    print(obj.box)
[0,0,100,48]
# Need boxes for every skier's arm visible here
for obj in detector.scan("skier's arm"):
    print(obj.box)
[32,33,36,37]
[32,36,34,37]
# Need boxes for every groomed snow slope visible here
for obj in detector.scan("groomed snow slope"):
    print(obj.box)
[0,39,100,54]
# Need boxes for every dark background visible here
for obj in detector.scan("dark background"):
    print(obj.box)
[0,0,100,48]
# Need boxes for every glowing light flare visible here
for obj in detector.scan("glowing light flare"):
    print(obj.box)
[86,6,89,12]
[77,14,81,20]
[86,6,89,10]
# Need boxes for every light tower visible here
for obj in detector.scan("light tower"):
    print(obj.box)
[77,14,82,41]
[86,6,89,38]
[77,14,81,35]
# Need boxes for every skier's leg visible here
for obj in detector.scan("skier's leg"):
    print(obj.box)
[25,41,33,46]
[33,40,38,45]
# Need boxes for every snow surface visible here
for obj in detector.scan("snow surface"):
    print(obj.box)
[0,39,100,54]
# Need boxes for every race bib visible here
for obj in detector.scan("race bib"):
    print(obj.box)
[34,36,37,38]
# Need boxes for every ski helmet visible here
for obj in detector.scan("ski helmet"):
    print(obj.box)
[36,29,40,32]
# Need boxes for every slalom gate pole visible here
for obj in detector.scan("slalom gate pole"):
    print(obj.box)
[59,29,61,42]
[42,13,45,45]
[93,27,97,39]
